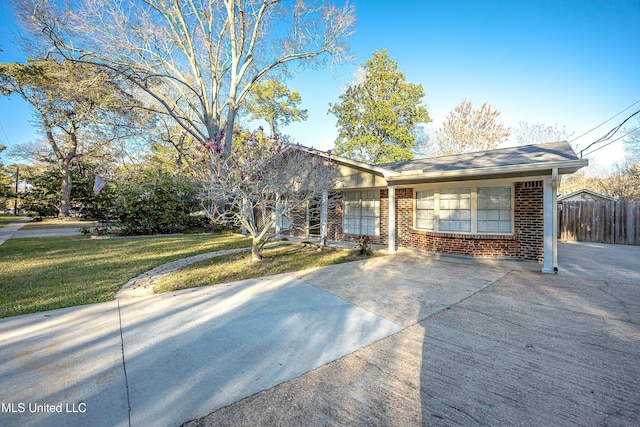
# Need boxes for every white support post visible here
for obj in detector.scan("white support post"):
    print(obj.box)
[388,185,396,254]
[542,174,556,274]
[320,190,328,246]
[275,193,281,238]
[552,168,559,271]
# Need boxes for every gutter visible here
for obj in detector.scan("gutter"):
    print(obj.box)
[385,159,589,183]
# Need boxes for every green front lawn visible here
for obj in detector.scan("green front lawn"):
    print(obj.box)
[0,233,252,318]
[154,244,376,293]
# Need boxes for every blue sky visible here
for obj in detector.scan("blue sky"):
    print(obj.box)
[1,0,639,168]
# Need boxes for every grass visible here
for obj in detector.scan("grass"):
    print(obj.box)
[0,233,253,318]
[19,218,99,230]
[154,243,377,293]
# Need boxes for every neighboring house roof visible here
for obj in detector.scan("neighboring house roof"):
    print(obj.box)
[558,189,615,202]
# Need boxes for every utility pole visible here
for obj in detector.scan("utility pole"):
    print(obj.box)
[14,166,19,216]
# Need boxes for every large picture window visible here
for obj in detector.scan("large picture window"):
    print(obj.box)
[343,190,380,236]
[415,185,512,234]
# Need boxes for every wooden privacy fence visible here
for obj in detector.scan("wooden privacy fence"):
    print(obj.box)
[560,200,640,245]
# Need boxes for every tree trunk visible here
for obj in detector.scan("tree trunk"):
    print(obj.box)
[251,239,263,262]
[223,104,238,160]
[59,163,73,217]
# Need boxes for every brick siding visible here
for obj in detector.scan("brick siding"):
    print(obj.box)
[300,181,545,262]
[513,181,544,262]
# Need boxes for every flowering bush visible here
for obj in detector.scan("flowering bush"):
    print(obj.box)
[193,129,340,261]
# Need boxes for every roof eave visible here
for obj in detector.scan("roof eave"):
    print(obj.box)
[387,159,589,183]
[306,148,395,176]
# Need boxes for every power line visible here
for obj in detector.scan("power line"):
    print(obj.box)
[578,109,640,158]
[582,127,639,157]
[570,98,640,143]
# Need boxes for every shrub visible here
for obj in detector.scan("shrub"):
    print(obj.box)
[110,169,207,235]
[354,235,372,255]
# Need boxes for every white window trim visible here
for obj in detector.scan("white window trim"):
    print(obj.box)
[413,182,515,236]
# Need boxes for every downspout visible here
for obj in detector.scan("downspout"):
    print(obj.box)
[542,169,558,274]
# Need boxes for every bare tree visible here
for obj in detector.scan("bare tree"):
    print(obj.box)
[194,130,340,261]
[513,122,574,145]
[595,162,640,201]
[434,99,510,155]
[623,117,640,163]
[14,0,355,159]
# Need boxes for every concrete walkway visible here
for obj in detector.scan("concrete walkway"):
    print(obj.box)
[9,228,83,239]
[0,218,32,245]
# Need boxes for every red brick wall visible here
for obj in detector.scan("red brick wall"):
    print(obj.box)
[514,181,544,261]
[316,181,545,262]
[327,191,343,240]
[398,182,544,261]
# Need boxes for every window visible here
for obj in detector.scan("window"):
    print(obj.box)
[414,185,512,234]
[439,188,471,232]
[477,187,511,233]
[415,190,434,230]
[343,190,380,236]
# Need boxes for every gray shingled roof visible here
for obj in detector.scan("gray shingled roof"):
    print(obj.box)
[379,141,581,174]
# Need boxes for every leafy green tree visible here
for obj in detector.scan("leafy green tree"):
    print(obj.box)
[329,49,430,164]
[20,167,61,217]
[0,146,12,200]
[16,161,108,217]
[435,100,510,155]
[246,80,308,136]
[0,58,142,216]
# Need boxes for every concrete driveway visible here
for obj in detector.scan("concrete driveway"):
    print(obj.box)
[0,274,402,427]
[558,240,640,283]
[1,243,639,427]
[189,244,640,426]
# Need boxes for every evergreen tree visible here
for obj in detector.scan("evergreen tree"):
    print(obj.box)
[329,49,430,164]
[246,80,308,136]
